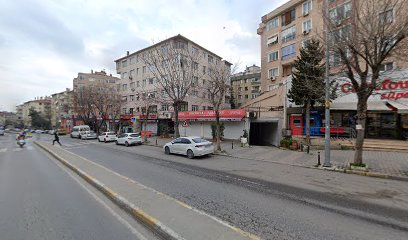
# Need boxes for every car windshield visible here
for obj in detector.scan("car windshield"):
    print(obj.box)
[107,132,116,135]
[130,134,140,138]
[192,138,208,143]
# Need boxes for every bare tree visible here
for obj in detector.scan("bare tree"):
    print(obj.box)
[137,83,161,142]
[143,38,203,138]
[73,83,122,134]
[325,0,408,165]
[204,60,236,152]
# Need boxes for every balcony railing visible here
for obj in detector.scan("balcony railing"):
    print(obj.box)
[281,33,296,43]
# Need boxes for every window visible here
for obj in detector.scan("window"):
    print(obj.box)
[193,62,198,70]
[266,17,279,31]
[207,106,213,110]
[281,43,296,60]
[175,41,186,49]
[122,84,127,91]
[268,51,279,62]
[330,25,352,44]
[245,86,248,91]
[330,52,342,66]
[149,105,157,113]
[161,104,169,111]
[161,45,168,54]
[192,105,199,111]
[245,95,248,99]
[136,81,140,87]
[303,1,312,16]
[302,20,312,33]
[142,66,146,74]
[129,108,134,114]
[282,8,296,26]
[192,46,199,55]
[267,35,279,46]
[380,62,394,72]
[129,57,135,65]
[122,60,127,67]
[180,103,188,112]
[130,82,135,89]
[130,95,134,101]
[149,78,154,84]
[202,66,206,74]
[192,76,199,86]
[122,96,128,102]
[208,55,213,63]
[202,106,206,110]
[129,70,134,78]
[268,68,279,78]
[329,2,352,22]
[380,9,393,24]
[122,108,127,114]
[142,79,146,87]
[191,90,198,96]
[281,26,296,43]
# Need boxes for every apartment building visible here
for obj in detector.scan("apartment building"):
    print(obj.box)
[51,88,73,130]
[246,0,408,144]
[231,65,261,108]
[114,34,231,134]
[20,97,52,127]
[73,70,119,91]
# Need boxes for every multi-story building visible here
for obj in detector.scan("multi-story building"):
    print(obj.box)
[51,88,73,130]
[245,0,408,145]
[72,70,120,130]
[231,65,261,108]
[0,111,17,127]
[20,97,52,127]
[114,34,231,134]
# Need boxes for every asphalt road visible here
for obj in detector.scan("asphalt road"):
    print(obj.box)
[57,136,408,240]
[0,133,156,240]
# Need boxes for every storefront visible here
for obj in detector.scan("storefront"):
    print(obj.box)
[178,109,248,139]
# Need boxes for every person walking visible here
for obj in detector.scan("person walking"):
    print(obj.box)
[53,130,62,146]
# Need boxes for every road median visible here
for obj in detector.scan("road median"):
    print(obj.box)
[34,141,260,240]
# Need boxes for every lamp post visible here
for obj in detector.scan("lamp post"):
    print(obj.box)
[323,0,331,167]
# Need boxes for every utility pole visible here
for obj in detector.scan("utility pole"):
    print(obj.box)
[323,0,331,167]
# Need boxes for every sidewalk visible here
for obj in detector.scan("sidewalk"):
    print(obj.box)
[35,141,259,240]
[146,137,408,180]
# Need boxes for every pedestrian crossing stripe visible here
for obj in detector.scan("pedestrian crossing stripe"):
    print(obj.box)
[0,147,35,153]
[0,148,6,153]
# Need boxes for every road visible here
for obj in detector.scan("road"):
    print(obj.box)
[0,133,157,240]
[56,135,408,240]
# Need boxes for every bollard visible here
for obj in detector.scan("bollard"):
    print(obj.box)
[155,138,158,145]
[307,145,310,154]
[317,151,321,166]
[232,141,234,149]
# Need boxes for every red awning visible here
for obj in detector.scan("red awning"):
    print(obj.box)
[178,109,246,121]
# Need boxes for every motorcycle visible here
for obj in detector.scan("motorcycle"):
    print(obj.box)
[17,139,25,147]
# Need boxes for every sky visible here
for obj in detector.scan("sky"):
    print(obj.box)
[0,0,288,112]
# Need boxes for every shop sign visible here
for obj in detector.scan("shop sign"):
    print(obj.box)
[178,109,246,121]
[340,79,408,100]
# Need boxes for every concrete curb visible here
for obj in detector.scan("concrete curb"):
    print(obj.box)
[34,141,185,240]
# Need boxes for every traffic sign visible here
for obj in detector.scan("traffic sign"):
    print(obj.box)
[182,120,189,127]
[131,117,136,122]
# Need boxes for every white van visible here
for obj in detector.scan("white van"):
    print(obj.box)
[70,125,91,139]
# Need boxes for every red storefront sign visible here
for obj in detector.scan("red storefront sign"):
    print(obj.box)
[139,114,158,120]
[120,114,133,120]
[340,79,408,100]
[178,109,246,121]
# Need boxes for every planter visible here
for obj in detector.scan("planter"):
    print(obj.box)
[240,137,248,144]
[349,163,368,171]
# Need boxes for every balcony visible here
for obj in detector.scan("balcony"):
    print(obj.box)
[281,33,296,43]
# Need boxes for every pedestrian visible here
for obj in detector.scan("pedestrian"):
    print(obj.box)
[53,130,62,146]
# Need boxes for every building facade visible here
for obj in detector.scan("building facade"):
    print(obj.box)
[51,88,74,130]
[20,97,52,127]
[114,34,231,135]
[231,65,261,108]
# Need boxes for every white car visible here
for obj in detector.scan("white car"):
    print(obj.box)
[81,131,97,140]
[163,137,214,159]
[116,133,142,147]
[98,132,117,142]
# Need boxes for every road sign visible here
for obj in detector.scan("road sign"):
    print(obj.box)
[182,120,189,127]
[131,117,136,122]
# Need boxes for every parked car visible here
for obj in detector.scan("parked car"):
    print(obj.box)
[98,132,117,142]
[116,133,142,147]
[48,129,55,135]
[57,128,68,135]
[0,127,5,136]
[81,131,97,140]
[34,129,44,134]
[70,125,91,139]
[163,137,214,159]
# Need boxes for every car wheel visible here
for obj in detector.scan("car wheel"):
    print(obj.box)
[79,135,82,139]
[70,134,73,138]
[165,146,170,155]
[187,149,194,159]
[115,140,119,145]
[125,141,129,147]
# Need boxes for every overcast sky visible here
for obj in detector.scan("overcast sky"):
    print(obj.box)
[0,0,288,112]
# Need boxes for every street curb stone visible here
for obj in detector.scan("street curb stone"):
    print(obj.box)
[34,141,185,240]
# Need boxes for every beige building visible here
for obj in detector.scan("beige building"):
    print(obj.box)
[114,34,231,134]
[231,65,261,108]
[73,70,119,91]
[51,88,73,129]
[20,97,52,127]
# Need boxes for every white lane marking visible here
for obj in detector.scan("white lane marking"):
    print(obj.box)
[53,157,149,240]
[27,146,34,150]
[12,148,22,152]
[0,148,7,153]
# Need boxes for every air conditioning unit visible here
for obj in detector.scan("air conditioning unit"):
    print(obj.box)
[303,12,309,17]
[303,30,310,35]
[270,76,276,81]
[129,75,133,80]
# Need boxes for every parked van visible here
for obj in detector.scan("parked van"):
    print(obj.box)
[70,125,91,139]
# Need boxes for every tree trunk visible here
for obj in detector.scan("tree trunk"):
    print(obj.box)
[215,110,221,152]
[143,119,148,142]
[305,99,311,146]
[174,103,180,138]
[353,95,368,165]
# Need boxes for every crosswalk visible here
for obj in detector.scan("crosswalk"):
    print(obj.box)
[62,141,95,149]
[0,146,35,153]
